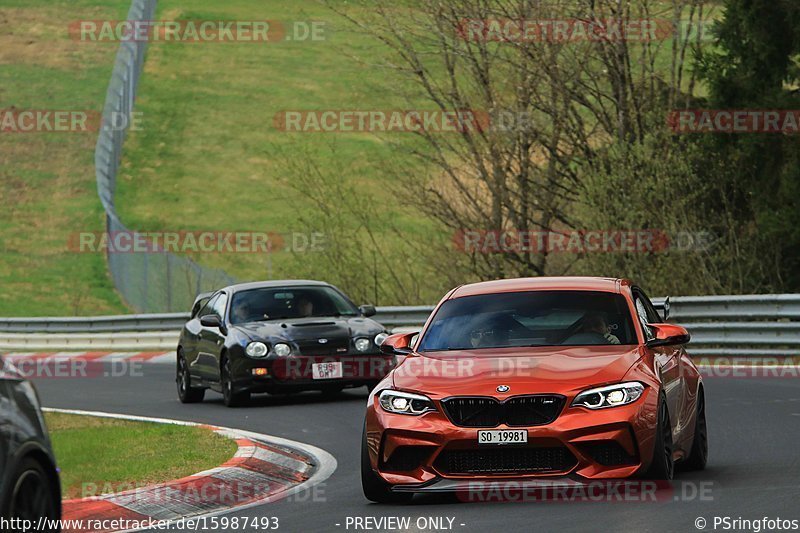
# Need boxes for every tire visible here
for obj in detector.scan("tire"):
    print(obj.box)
[361,423,412,504]
[645,396,675,480]
[3,457,59,531]
[683,388,708,471]
[221,356,250,408]
[177,352,205,404]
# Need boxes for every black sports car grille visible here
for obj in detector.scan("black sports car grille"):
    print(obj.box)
[294,337,349,356]
[441,395,565,427]
[580,441,638,466]
[434,446,577,475]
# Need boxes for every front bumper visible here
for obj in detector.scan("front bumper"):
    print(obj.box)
[233,354,397,392]
[365,386,659,488]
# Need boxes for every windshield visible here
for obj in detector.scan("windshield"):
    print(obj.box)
[418,291,636,351]
[229,286,358,324]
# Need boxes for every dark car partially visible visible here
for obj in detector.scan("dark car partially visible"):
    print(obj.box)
[0,359,61,531]
[177,280,395,407]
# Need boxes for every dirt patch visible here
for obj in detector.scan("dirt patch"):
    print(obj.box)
[0,7,116,69]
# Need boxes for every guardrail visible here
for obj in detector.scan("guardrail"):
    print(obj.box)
[1,295,798,355]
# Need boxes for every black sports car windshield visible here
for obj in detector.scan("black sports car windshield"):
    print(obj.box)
[229,286,359,324]
[418,291,636,351]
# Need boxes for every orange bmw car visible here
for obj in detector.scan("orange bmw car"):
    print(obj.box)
[362,277,707,503]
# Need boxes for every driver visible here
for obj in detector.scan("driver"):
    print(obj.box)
[232,301,253,323]
[296,297,314,318]
[580,312,621,344]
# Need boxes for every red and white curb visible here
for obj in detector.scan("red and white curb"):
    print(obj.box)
[45,409,337,533]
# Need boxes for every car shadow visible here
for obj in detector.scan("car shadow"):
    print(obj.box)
[205,388,370,408]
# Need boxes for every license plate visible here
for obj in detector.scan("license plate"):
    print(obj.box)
[312,362,343,380]
[478,429,528,445]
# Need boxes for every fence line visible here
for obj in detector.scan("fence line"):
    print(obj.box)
[95,0,236,314]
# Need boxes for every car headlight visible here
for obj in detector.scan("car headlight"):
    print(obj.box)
[272,343,291,357]
[374,332,389,346]
[571,382,645,410]
[379,389,436,415]
[354,338,371,352]
[245,342,268,358]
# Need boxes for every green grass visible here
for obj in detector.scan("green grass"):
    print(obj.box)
[114,0,441,304]
[0,0,722,314]
[45,412,237,499]
[0,0,131,316]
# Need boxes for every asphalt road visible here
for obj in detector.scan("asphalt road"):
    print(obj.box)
[33,364,800,533]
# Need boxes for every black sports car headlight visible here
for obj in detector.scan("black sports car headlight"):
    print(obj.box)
[354,338,371,352]
[379,389,436,415]
[245,342,268,358]
[572,382,645,410]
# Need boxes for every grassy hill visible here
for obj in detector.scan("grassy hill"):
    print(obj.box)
[0,0,130,315]
[114,0,443,307]
[1,0,722,315]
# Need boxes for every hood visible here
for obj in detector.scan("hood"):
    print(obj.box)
[391,345,644,398]
[232,316,383,342]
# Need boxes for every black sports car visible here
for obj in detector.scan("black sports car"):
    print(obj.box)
[0,360,61,531]
[177,280,395,407]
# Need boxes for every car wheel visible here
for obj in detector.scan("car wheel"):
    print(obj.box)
[177,352,205,404]
[361,423,412,504]
[221,356,250,408]
[4,457,59,529]
[683,388,708,471]
[645,397,675,480]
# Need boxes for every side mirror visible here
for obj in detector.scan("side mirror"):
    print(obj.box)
[200,314,222,328]
[646,323,690,347]
[380,332,417,356]
[359,304,377,317]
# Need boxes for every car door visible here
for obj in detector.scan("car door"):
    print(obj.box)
[198,291,229,383]
[182,297,211,369]
[193,293,220,380]
[634,288,682,437]
[0,379,10,481]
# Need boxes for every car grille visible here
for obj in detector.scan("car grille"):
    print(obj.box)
[295,337,349,356]
[441,395,565,427]
[381,446,434,472]
[434,446,577,475]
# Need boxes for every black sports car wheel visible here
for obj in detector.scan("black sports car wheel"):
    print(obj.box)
[361,423,412,504]
[6,458,59,531]
[683,388,708,471]
[646,396,674,480]
[222,357,250,408]
[177,352,205,404]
